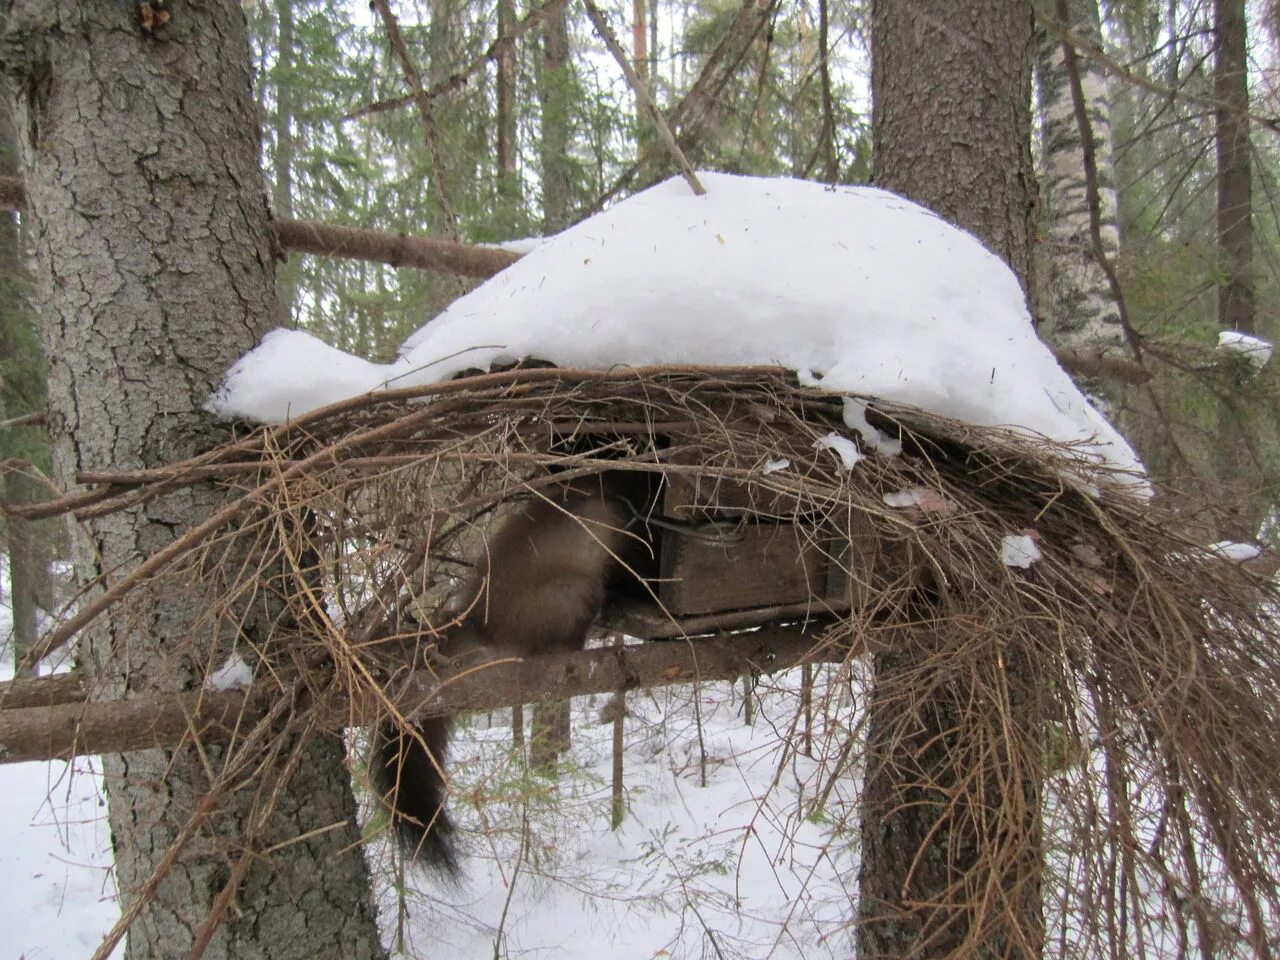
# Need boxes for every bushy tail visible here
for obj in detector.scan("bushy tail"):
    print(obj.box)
[370,716,460,877]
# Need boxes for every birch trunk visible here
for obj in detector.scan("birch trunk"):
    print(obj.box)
[1035,0,1124,358]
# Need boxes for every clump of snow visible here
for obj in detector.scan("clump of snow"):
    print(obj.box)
[884,488,926,508]
[206,652,254,691]
[1207,540,1263,563]
[883,486,951,513]
[1001,534,1043,569]
[814,432,864,471]
[211,172,1144,486]
[494,237,544,256]
[1217,331,1273,370]
[761,458,791,475]
[843,398,902,456]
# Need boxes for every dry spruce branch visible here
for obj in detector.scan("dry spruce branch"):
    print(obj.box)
[9,366,1280,960]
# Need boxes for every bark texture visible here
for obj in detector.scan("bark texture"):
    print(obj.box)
[1214,0,1252,335]
[0,98,45,678]
[868,3,1043,957]
[1035,0,1123,355]
[872,0,1036,294]
[539,1,574,232]
[1211,0,1260,541]
[0,2,383,957]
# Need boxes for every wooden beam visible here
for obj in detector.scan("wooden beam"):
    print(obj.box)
[0,625,850,763]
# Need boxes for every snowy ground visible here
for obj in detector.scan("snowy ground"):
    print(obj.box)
[0,557,121,960]
[377,672,862,959]
[3,553,1272,958]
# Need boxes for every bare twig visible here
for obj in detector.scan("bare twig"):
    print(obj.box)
[346,0,571,119]
[581,0,703,196]
[368,0,462,241]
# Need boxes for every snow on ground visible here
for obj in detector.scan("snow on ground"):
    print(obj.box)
[379,672,863,959]
[211,172,1145,487]
[0,556,121,960]
[1,550,862,959]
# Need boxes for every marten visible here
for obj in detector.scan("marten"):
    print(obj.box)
[370,485,632,876]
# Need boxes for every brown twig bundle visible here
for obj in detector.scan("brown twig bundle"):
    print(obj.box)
[16,365,1280,958]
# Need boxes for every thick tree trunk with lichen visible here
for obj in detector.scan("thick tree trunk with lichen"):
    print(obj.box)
[868,3,1043,957]
[0,3,384,957]
[1035,0,1124,361]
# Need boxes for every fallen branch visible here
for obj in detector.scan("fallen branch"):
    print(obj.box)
[0,180,516,278]
[0,625,843,763]
[1051,344,1151,385]
[0,687,261,763]
[0,411,46,430]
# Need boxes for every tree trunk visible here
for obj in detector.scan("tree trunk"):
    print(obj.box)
[272,0,298,328]
[1035,0,1124,362]
[539,0,573,233]
[531,0,575,760]
[1214,0,1252,336]
[632,0,648,85]
[872,1,1035,297]
[868,4,1043,957]
[3,470,41,678]
[0,3,384,957]
[496,0,519,198]
[1213,0,1258,540]
[0,95,48,678]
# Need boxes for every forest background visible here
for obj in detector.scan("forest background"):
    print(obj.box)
[3,0,1280,957]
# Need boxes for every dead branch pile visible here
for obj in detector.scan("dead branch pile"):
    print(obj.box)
[9,365,1280,959]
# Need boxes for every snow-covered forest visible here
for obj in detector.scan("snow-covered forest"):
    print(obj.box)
[4,0,1280,958]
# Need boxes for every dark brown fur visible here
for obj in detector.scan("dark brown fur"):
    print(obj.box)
[371,488,629,875]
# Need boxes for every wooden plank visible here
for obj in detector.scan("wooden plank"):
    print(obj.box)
[0,626,853,763]
[601,597,850,639]
[658,521,830,615]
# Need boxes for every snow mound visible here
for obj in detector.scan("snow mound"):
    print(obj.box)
[211,172,1144,482]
